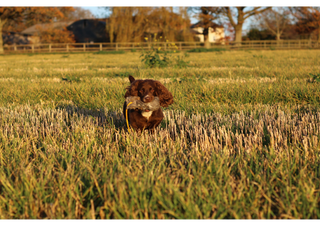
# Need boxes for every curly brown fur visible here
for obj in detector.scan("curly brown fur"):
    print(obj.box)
[123,75,173,132]
[154,81,174,107]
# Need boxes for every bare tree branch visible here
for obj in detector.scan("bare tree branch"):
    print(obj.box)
[224,7,236,27]
[244,7,272,20]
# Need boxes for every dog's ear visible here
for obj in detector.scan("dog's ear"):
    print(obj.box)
[125,80,140,97]
[129,75,135,84]
[155,81,173,107]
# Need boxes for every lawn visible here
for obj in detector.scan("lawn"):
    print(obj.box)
[0,49,320,219]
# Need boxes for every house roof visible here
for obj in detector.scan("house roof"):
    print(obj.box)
[21,21,75,35]
[2,31,31,36]
[190,21,223,29]
[22,19,109,36]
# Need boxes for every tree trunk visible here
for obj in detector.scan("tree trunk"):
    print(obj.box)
[202,26,210,48]
[234,24,243,45]
[0,19,5,54]
[204,37,210,48]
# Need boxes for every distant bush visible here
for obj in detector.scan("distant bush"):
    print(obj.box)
[140,37,186,68]
[245,28,276,40]
[187,48,227,53]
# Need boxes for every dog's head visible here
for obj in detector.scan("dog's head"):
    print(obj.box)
[125,75,173,107]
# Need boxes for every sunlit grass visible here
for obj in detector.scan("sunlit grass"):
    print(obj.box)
[0,50,320,219]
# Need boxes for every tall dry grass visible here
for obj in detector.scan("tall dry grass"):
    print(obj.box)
[1,103,320,218]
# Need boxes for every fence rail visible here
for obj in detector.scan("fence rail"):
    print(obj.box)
[4,40,320,54]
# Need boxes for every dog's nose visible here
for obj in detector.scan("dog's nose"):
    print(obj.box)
[143,96,151,102]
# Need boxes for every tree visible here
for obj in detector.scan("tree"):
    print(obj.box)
[148,7,193,42]
[222,7,271,43]
[106,7,193,43]
[107,7,152,43]
[255,7,291,40]
[0,7,25,53]
[0,7,75,53]
[292,7,320,41]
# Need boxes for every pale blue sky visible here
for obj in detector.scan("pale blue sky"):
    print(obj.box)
[81,6,108,18]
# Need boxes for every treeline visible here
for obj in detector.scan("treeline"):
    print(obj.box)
[244,7,320,41]
[1,7,320,53]
[106,7,194,43]
[0,7,94,53]
[192,7,320,43]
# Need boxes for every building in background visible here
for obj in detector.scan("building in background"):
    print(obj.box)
[191,22,225,43]
[66,19,109,43]
[19,19,110,44]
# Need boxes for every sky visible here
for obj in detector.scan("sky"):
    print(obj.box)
[81,7,108,19]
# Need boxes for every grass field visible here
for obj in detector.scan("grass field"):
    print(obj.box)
[1,49,320,219]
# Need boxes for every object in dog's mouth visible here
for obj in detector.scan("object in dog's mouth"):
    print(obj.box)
[126,96,160,111]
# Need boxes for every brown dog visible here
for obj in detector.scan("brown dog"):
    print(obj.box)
[123,75,173,132]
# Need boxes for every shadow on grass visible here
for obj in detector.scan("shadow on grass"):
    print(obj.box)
[55,103,126,130]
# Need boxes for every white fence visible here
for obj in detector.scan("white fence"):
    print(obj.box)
[3,40,320,53]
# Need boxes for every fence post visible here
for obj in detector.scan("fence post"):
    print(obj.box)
[67,44,69,52]
[115,43,118,51]
[179,42,182,51]
[14,44,17,52]
[49,44,51,52]
[264,41,266,49]
[83,44,86,52]
[100,43,102,51]
[32,44,34,53]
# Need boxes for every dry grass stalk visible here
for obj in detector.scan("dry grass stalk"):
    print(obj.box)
[0,104,319,157]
